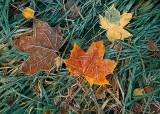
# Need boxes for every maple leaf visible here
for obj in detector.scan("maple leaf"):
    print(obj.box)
[64,40,117,85]
[99,5,133,43]
[14,19,64,75]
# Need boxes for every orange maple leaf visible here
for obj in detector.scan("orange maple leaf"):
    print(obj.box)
[14,19,64,75]
[64,40,117,85]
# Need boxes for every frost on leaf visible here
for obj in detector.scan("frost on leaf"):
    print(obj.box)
[64,40,117,85]
[105,5,120,25]
[99,5,133,43]
[14,19,64,75]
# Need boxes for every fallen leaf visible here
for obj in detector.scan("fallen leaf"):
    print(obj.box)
[114,43,121,57]
[148,41,157,51]
[133,88,145,96]
[144,85,152,93]
[22,7,35,19]
[99,5,133,43]
[64,40,117,85]
[55,56,62,71]
[127,40,132,45]
[14,19,64,75]
[114,43,121,50]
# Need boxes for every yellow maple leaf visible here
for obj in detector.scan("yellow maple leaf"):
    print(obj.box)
[99,5,133,43]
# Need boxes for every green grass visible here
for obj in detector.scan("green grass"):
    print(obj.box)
[0,0,160,114]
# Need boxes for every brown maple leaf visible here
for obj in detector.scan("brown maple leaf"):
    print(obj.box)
[64,40,117,85]
[14,19,64,75]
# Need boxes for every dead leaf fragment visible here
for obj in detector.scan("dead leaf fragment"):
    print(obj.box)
[148,41,157,51]
[145,86,152,93]
[64,40,117,85]
[133,88,145,96]
[55,56,62,71]
[99,5,133,43]
[22,7,35,19]
[14,19,64,75]
[114,43,121,50]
